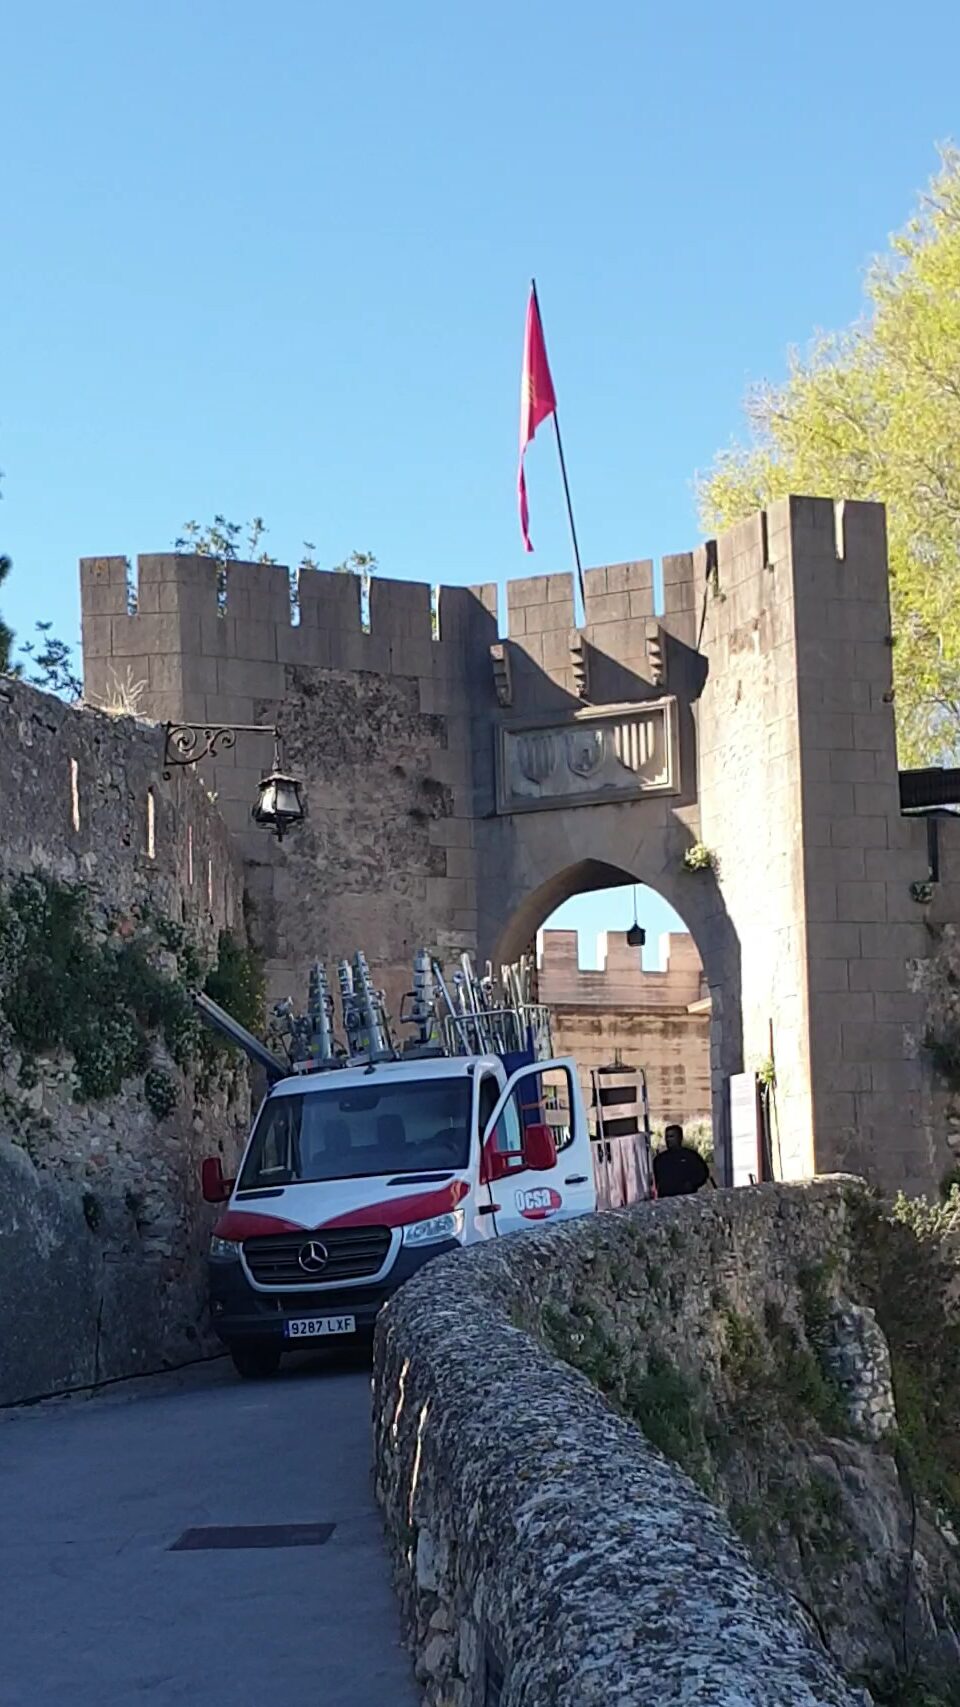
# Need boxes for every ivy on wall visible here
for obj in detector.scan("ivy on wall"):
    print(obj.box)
[0,872,263,1111]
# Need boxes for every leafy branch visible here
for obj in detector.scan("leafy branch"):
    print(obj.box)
[1,474,82,701]
[699,144,960,767]
[174,516,378,619]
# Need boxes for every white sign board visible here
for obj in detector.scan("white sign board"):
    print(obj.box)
[728,1073,760,1188]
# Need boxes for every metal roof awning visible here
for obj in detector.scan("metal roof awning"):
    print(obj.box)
[899,768,960,812]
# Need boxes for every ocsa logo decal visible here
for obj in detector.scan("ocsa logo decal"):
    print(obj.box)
[516,1187,562,1220]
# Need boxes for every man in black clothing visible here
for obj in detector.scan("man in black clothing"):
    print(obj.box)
[653,1124,710,1198]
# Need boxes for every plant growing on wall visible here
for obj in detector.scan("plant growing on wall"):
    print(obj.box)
[683,842,717,873]
[174,515,378,622]
[143,1068,179,1121]
[0,873,260,1115]
[0,876,196,1099]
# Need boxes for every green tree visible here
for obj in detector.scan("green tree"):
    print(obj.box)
[18,622,83,700]
[0,469,13,670]
[1,472,83,699]
[699,146,960,766]
[0,554,13,674]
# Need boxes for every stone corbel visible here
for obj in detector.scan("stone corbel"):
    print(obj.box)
[490,642,513,708]
[645,619,665,686]
[569,630,589,699]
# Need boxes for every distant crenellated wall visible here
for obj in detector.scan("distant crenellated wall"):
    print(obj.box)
[538,928,706,1009]
[538,929,712,1127]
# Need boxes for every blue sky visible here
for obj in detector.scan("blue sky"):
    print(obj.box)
[4,0,958,962]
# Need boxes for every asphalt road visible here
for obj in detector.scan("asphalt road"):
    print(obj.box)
[0,1354,418,1706]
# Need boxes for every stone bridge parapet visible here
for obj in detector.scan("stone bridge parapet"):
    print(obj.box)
[371,1182,904,1707]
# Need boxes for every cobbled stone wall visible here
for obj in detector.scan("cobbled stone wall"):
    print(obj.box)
[0,678,249,1404]
[373,1181,959,1706]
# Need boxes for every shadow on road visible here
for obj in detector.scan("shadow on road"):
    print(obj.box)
[269,1341,375,1384]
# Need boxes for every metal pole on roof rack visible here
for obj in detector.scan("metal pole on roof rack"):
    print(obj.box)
[307,961,336,1065]
[430,958,464,1054]
[353,950,395,1061]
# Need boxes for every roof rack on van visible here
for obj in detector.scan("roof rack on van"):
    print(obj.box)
[195,947,555,1080]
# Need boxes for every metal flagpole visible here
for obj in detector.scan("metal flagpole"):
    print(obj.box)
[531,278,587,617]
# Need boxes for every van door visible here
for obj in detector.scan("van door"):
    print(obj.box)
[471,1069,508,1242]
[480,1058,596,1236]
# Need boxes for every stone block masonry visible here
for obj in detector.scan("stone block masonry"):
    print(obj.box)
[0,676,248,1405]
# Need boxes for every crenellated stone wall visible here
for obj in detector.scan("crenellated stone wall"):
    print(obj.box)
[538,929,711,1126]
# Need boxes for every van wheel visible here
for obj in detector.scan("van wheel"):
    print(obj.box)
[230,1342,282,1380]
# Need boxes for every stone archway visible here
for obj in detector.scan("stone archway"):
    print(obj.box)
[493,858,644,967]
[478,829,744,1183]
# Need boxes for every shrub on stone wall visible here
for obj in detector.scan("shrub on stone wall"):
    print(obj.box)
[0,870,262,1129]
[531,1189,960,1702]
[375,1185,932,1707]
[854,1188,960,1523]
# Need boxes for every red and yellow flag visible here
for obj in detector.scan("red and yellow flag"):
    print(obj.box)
[517,286,557,553]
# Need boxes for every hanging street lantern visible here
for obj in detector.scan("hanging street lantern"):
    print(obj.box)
[626,884,645,949]
[251,769,305,840]
[161,721,305,842]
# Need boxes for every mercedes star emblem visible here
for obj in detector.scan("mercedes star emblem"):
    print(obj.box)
[298,1239,329,1275]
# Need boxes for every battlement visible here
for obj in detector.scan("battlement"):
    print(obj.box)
[80,553,663,647]
[537,929,707,1011]
[80,498,892,729]
[80,550,688,722]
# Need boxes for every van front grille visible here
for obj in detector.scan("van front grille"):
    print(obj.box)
[243,1226,392,1287]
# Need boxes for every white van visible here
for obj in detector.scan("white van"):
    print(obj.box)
[202,1051,601,1377]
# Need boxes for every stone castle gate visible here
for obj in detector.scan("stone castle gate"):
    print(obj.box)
[81,496,958,1195]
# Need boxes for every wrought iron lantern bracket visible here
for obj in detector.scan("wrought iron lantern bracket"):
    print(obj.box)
[161,722,304,840]
[162,722,280,779]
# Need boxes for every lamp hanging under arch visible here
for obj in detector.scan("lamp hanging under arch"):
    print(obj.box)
[626,885,645,949]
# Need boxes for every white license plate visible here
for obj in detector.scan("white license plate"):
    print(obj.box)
[284,1315,356,1339]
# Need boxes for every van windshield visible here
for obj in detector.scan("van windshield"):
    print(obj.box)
[237,1076,472,1188]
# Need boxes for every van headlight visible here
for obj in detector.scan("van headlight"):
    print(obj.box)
[210,1236,241,1258]
[402,1209,465,1248]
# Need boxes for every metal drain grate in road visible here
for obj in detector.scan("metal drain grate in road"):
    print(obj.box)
[170,1523,336,1551]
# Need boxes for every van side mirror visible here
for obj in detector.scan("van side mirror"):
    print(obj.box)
[524,1122,557,1172]
[201,1157,233,1203]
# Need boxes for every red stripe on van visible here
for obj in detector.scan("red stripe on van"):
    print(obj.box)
[320,1179,469,1229]
[213,1210,304,1240]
